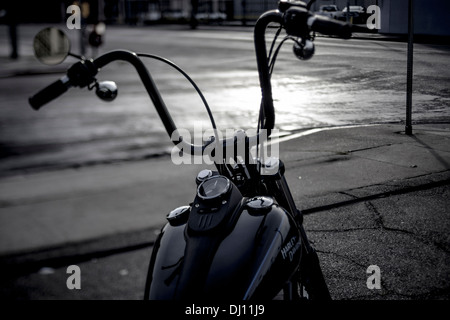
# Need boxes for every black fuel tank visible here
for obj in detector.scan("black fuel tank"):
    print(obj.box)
[145,177,301,300]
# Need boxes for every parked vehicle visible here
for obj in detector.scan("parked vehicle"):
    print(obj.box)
[336,5,367,24]
[316,5,340,19]
[29,0,351,300]
[196,11,227,24]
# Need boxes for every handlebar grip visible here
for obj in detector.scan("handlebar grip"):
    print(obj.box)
[29,76,70,110]
[309,15,352,39]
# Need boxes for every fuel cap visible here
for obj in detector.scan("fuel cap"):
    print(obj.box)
[167,205,190,226]
[246,196,273,212]
[196,169,213,185]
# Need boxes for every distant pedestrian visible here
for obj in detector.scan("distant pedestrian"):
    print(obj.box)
[2,2,19,59]
[190,0,199,29]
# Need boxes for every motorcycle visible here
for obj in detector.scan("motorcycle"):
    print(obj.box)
[29,0,351,300]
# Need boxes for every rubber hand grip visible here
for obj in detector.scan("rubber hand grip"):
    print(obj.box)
[29,78,69,110]
[310,15,352,39]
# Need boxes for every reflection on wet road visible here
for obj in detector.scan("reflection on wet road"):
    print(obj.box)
[0,26,449,175]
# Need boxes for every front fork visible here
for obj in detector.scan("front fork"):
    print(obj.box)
[216,149,331,300]
[264,159,331,300]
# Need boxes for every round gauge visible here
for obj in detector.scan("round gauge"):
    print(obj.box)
[197,176,231,200]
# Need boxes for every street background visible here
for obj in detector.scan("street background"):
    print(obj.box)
[0,8,450,300]
[1,24,449,175]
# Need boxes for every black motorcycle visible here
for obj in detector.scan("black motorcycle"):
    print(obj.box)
[29,1,351,300]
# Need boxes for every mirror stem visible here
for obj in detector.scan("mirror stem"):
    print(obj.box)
[68,52,84,60]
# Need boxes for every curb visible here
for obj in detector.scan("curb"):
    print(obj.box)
[2,170,448,278]
[301,170,450,215]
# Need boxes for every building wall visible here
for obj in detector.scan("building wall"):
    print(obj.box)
[310,0,450,37]
[15,0,449,36]
[379,0,450,36]
[309,0,378,11]
[233,0,278,19]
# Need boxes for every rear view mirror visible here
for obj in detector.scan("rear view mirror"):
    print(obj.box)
[33,27,71,65]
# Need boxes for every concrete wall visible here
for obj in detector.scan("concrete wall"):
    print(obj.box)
[310,0,378,11]
[379,0,450,36]
[232,0,278,20]
[300,0,450,36]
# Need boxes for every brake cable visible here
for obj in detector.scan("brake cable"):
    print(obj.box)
[137,53,219,146]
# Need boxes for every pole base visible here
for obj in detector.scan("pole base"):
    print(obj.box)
[405,125,413,136]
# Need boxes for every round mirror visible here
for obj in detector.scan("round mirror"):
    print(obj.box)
[33,27,71,65]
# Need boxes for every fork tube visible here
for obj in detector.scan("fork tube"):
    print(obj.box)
[272,175,313,254]
[275,175,298,219]
[254,9,283,134]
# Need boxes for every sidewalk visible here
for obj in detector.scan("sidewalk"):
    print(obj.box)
[0,123,449,299]
[1,123,448,255]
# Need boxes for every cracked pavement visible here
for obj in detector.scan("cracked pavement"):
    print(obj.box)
[280,124,450,300]
[306,185,450,299]
[0,123,449,300]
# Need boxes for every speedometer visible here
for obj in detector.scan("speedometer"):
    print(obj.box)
[197,176,231,201]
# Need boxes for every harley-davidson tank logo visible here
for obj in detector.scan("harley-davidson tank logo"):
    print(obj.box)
[281,236,301,261]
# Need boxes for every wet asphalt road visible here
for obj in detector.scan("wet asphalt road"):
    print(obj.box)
[1,25,449,175]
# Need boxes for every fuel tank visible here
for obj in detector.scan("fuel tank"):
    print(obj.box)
[145,174,302,300]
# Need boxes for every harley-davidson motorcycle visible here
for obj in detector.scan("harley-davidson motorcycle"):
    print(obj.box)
[29,1,351,300]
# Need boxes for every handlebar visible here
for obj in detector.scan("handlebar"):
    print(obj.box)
[29,1,351,157]
[282,4,351,39]
[308,15,352,39]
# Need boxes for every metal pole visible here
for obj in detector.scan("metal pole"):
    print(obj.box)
[346,1,350,23]
[98,0,105,22]
[118,0,126,24]
[405,0,414,135]
[242,0,247,26]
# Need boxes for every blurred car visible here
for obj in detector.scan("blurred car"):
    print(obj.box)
[161,9,189,22]
[336,5,367,24]
[196,11,227,24]
[316,5,340,19]
[141,11,162,23]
